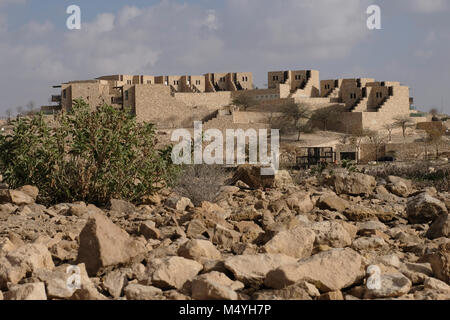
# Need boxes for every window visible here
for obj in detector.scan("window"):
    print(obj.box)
[127,80,131,85]
[196,80,201,85]
[273,76,279,81]
[63,89,66,99]
[125,91,128,100]
[147,80,152,84]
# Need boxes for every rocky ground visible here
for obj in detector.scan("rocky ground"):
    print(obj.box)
[0,165,449,301]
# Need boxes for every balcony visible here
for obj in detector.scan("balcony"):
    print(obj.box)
[51,95,61,102]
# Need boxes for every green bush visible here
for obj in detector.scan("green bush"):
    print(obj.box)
[0,99,179,206]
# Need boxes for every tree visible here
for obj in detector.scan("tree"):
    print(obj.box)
[280,102,312,141]
[382,123,395,142]
[5,109,12,122]
[393,115,415,139]
[349,129,372,163]
[366,130,386,162]
[430,108,440,121]
[426,124,445,159]
[311,108,336,131]
[26,101,35,113]
[232,93,257,111]
[16,106,24,117]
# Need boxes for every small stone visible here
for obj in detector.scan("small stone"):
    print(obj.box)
[124,284,163,300]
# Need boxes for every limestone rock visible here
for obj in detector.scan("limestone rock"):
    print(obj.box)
[0,244,54,289]
[191,271,243,300]
[139,221,161,240]
[4,282,47,300]
[265,248,363,292]
[386,176,412,197]
[17,185,39,201]
[103,270,128,299]
[224,254,297,286]
[364,273,412,299]
[427,242,450,284]
[253,282,313,300]
[352,236,386,251]
[9,190,35,206]
[76,212,146,276]
[426,214,450,239]
[317,194,349,212]
[124,284,163,300]
[147,256,203,290]
[406,193,448,224]
[177,239,221,262]
[328,172,376,196]
[310,221,352,248]
[212,224,241,249]
[285,192,314,214]
[263,225,315,259]
[166,196,193,211]
[109,199,136,214]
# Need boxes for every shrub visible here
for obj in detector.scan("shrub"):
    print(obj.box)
[174,164,230,206]
[365,163,450,192]
[0,99,179,206]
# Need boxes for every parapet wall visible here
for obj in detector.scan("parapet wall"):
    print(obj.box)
[174,92,232,109]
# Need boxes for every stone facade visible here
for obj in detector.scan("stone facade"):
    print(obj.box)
[46,69,415,134]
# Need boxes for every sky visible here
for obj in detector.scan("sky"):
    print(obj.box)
[0,0,450,116]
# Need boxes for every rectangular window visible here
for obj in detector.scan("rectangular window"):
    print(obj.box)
[127,80,131,85]
[147,80,152,84]
[125,91,128,100]
[63,89,66,99]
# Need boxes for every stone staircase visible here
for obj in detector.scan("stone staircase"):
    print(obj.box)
[349,97,368,112]
[289,77,314,98]
[375,96,393,112]
[325,87,339,98]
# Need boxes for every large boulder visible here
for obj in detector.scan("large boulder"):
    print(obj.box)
[147,256,203,290]
[406,193,448,224]
[265,248,364,292]
[76,212,146,276]
[327,172,376,196]
[224,254,297,286]
[263,226,316,259]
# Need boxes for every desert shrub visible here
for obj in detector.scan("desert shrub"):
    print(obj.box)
[174,164,230,206]
[365,163,450,192]
[0,99,179,206]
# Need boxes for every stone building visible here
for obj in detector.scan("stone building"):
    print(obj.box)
[45,69,415,133]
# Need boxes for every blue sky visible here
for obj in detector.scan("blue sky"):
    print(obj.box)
[1,0,449,115]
